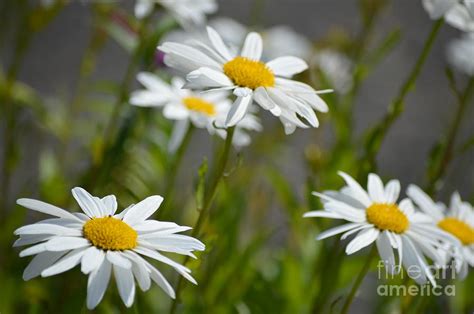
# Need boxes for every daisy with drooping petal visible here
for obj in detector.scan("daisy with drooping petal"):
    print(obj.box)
[158,27,330,134]
[135,0,217,27]
[130,72,261,151]
[447,33,474,76]
[304,172,460,285]
[14,188,205,310]
[407,185,474,279]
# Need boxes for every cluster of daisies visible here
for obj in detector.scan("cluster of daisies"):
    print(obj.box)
[305,172,474,285]
[423,0,474,75]
[18,0,473,310]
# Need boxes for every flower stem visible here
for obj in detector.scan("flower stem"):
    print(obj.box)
[360,19,443,177]
[340,245,377,314]
[169,127,236,314]
[426,77,474,195]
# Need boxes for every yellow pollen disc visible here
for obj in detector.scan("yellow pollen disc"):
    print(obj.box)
[223,57,275,90]
[183,97,216,116]
[83,217,138,251]
[438,218,474,245]
[366,203,409,234]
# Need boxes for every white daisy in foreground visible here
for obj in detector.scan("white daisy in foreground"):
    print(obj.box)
[422,0,457,19]
[447,33,474,76]
[407,185,474,279]
[135,0,217,27]
[130,72,261,151]
[304,172,460,285]
[14,188,205,309]
[159,27,330,134]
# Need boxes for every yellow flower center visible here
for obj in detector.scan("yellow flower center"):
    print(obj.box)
[438,218,474,245]
[183,97,216,116]
[366,203,409,234]
[223,56,275,90]
[83,217,138,251]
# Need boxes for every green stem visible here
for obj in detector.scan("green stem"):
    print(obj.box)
[169,127,236,314]
[426,77,474,195]
[360,19,443,177]
[158,125,195,219]
[340,245,377,314]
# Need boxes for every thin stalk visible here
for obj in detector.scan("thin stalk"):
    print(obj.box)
[426,77,474,195]
[361,19,444,177]
[158,125,195,219]
[169,127,236,314]
[340,245,377,314]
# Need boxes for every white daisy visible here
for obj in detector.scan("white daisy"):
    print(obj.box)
[158,27,330,134]
[130,72,261,150]
[407,185,474,279]
[14,188,205,310]
[304,172,460,285]
[311,49,353,94]
[135,0,217,27]
[422,0,458,19]
[445,0,474,32]
[447,33,474,76]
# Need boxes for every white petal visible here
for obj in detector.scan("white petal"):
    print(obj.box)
[240,32,263,60]
[225,95,253,127]
[384,180,400,204]
[81,247,105,274]
[345,228,379,255]
[186,67,233,89]
[14,224,82,237]
[159,42,221,73]
[376,231,396,274]
[253,87,279,114]
[14,234,52,247]
[71,187,104,217]
[114,265,136,308]
[123,195,164,225]
[337,171,372,207]
[135,0,153,18]
[87,259,112,310]
[147,262,175,298]
[206,26,233,60]
[45,237,90,251]
[168,119,190,153]
[233,87,252,97]
[303,210,342,219]
[123,251,151,291]
[367,173,386,203]
[107,251,132,269]
[407,184,444,219]
[316,222,362,240]
[101,195,117,216]
[16,198,81,221]
[41,248,88,277]
[23,251,65,280]
[266,56,308,77]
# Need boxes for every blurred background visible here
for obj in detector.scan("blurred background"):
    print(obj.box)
[1,0,473,313]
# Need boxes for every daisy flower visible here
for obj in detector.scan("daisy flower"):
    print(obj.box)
[407,185,474,279]
[135,0,217,27]
[447,33,474,76]
[422,0,458,19]
[304,172,460,285]
[130,72,261,151]
[158,27,330,134]
[14,188,205,309]
[445,0,474,32]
